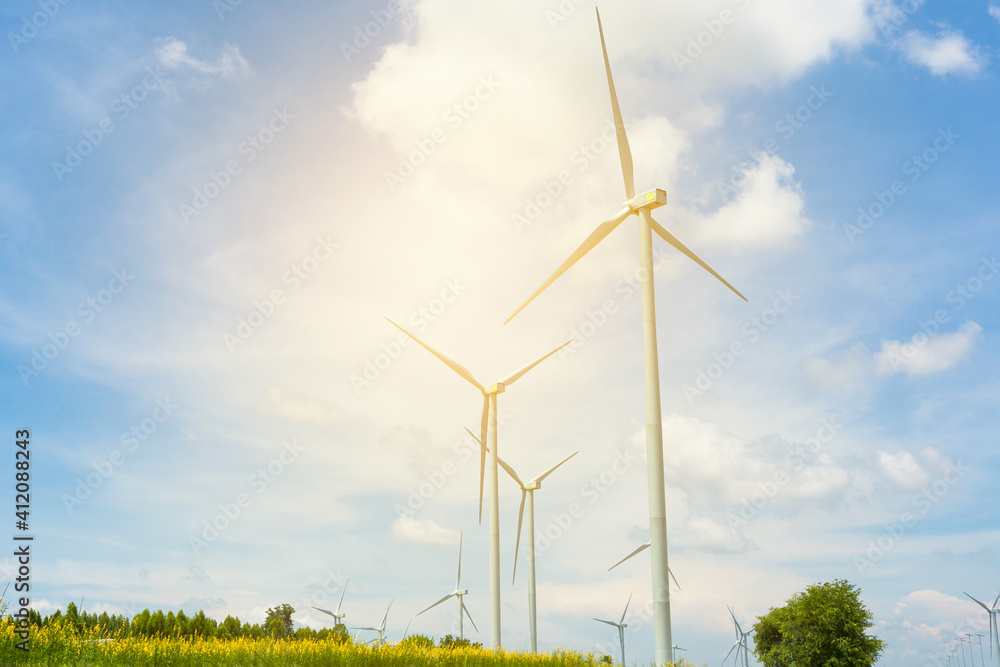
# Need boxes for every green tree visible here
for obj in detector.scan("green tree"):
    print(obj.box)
[400,633,434,649]
[264,604,295,638]
[222,614,242,638]
[753,579,886,667]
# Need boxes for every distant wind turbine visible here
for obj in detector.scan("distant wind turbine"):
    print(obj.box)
[313,578,349,626]
[386,317,570,648]
[607,542,680,590]
[594,593,632,666]
[417,530,478,640]
[671,644,686,664]
[964,592,1000,667]
[354,600,392,648]
[503,9,746,664]
[471,426,575,653]
[723,606,752,667]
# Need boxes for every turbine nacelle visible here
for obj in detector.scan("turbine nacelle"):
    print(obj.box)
[625,188,667,212]
[525,480,541,490]
[486,382,506,395]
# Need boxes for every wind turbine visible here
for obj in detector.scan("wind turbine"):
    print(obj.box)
[313,578,349,627]
[594,593,632,666]
[970,633,987,667]
[354,600,392,648]
[671,644,686,664]
[723,606,752,667]
[417,530,478,640]
[607,541,680,590]
[386,317,571,648]
[964,592,1000,667]
[475,427,576,653]
[504,9,746,664]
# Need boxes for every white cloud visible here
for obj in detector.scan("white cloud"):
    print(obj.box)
[156,38,250,78]
[389,516,459,545]
[876,450,930,490]
[990,5,1000,23]
[899,30,984,76]
[806,342,872,393]
[876,321,983,376]
[695,154,810,247]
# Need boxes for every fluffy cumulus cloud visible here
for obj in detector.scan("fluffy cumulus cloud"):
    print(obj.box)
[876,320,983,376]
[695,154,810,246]
[876,450,930,490]
[899,30,984,76]
[991,5,1000,22]
[390,516,459,545]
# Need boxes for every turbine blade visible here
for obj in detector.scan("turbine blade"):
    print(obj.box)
[336,578,349,614]
[965,592,991,612]
[994,594,1000,608]
[417,593,456,616]
[499,339,574,386]
[385,318,486,390]
[532,451,578,484]
[504,207,632,324]
[456,531,463,589]
[649,216,747,301]
[669,566,681,589]
[402,620,411,640]
[608,542,650,571]
[313,606,335,617]
[496,454,523,487]
[595,7,635,199]
[723,641,739,664]
[461,599,479,633]
[480,398,488,522]
[594,618,619,628]
[512,489,527,584]
[620,592,632,625]
[380,600,392,629]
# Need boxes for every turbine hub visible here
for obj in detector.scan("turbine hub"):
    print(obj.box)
[456,589,468,596]
[525,481,541,490]
[625,188,666,212]
[486,382,506,394]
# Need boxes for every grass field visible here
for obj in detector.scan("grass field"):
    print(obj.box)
[0,619,697,666]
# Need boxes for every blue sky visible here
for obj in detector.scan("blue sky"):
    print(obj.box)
[2,0,999,665]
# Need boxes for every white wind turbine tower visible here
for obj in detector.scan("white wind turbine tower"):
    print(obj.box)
[723,605,752,667]
[475,427,576,653]
[313,578,349,626]
[386,317,571,648]
[504,9,746,664]
[417,530,478,640]
[354,600,392,648]
[594,593,632,666]
[965,592,1000,667]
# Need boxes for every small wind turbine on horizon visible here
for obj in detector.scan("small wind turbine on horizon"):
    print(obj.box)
[970,632,987,667]
[468,426,575,653]
[607,541,680,590]
[723,606,752,667]
[671,644,686,664]
[417,530,478,640]
[965,592,1000,667]
[354,600,392,648]
[503,8,746,664]
[313,578,349,626]
[386,317,570,648]
[594,593,632,666]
